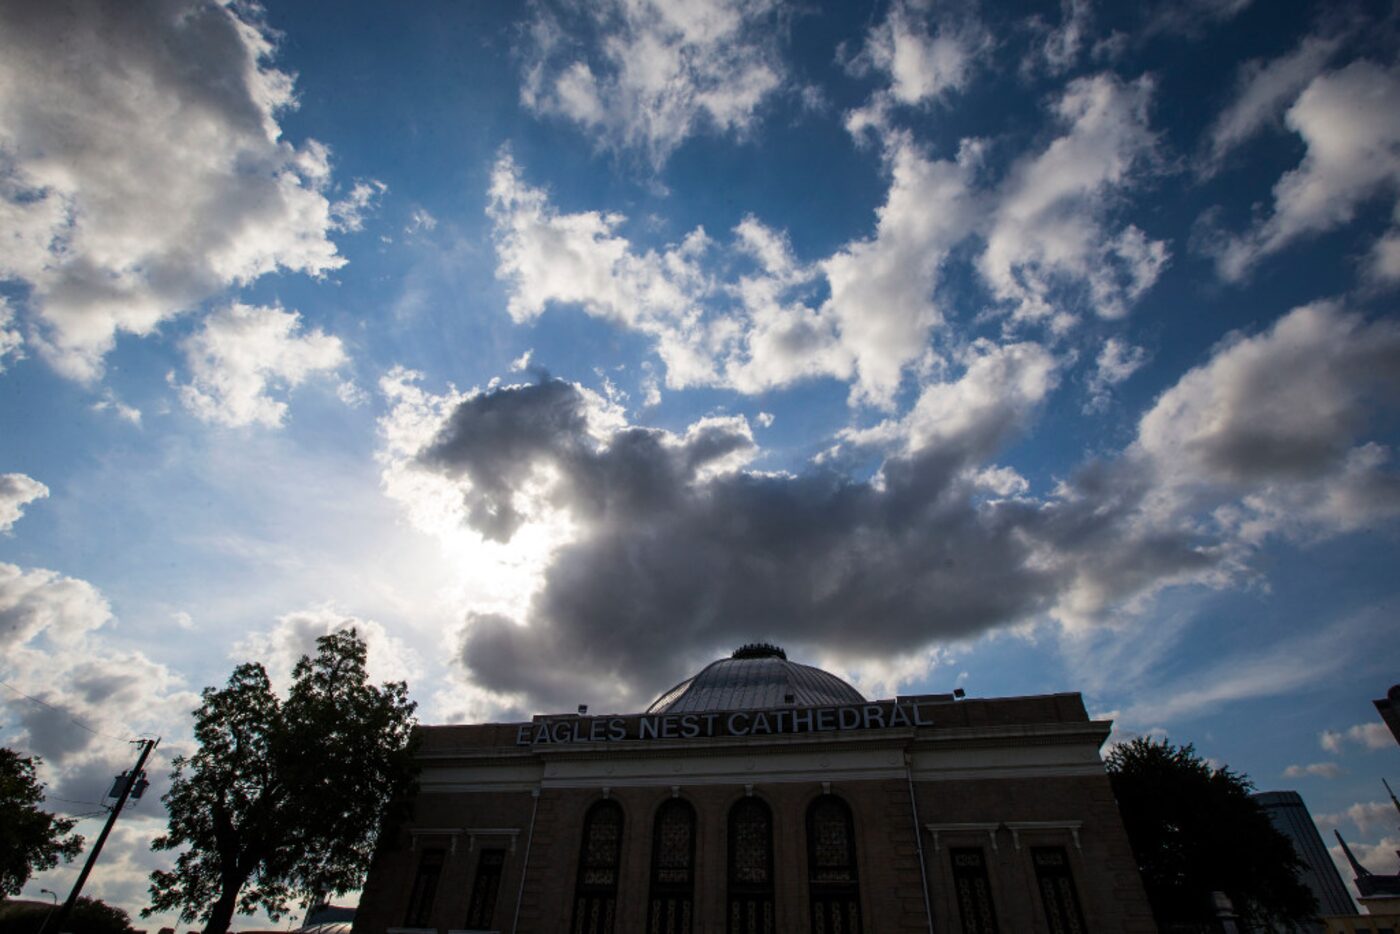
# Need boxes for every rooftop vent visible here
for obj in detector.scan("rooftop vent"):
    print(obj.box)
[731,642,787,660]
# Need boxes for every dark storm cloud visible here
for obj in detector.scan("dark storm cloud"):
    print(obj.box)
[421,377,1214,711]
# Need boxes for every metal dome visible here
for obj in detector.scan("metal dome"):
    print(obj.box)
[647,643,866,714]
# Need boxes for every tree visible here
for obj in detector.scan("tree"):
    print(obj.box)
[146,629,417,934]
[0,897,133,934]
[0,748,83,899]
[1106,737,1317,930]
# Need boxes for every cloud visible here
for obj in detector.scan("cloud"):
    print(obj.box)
[520,0,785,167]
[174,303,348,428]
[1085,337,1149,412]
[0,562,111,650]
[1203,34,1341,171]
[91,389,142,426]
[1316,801,1398,834]
[979,74,1167,326]
[0,0,356,381]
[1210,61,1400,281]
[410,294,1400,714]
[0,298,22,371]
[844,0,989,134]
[1021,0,1094,77]
[488,153,720,388]
[1282,761,1342,779]
[0,473,48,533]
[329,179,387,233]
[233,604,420,694]
[493,72,1170,410]
[1321,722,1394,753]
[383,359,1215,713]
[1135,301,1400,540]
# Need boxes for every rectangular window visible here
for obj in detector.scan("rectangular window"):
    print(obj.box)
[404,847,445,928]
[1032,847,1086,934]
[950,848,998,934]
[464,848,505,930]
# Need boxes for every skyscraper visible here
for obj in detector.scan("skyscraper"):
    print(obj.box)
[1253,791,1355,925]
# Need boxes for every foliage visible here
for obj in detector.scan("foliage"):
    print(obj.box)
[0,897,133,934]
[0,748,83,899]
[1106,737,1317,928]
[146,629,417,934]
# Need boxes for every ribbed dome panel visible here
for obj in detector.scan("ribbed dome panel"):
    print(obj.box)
[646,653,866,714]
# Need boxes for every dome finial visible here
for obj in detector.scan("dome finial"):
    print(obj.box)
[731,642,786,660]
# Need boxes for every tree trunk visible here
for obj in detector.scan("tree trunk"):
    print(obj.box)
[201,876,242,934]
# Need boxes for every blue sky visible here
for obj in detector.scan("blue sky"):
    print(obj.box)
[2,0,1398,922]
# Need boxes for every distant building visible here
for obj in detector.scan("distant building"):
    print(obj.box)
[1253,790,1356,928]
[353,643,1156,934]
[1376,685,1400,746]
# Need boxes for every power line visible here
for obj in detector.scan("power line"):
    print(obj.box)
[0,679,138,745]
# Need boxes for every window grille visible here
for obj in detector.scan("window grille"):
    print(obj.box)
[571,800,624,934]
[647,799,696,934]
[728,797,775,934]
[1032,847,1087,934]
[403,847,444,928]
[950,848,999,934]
[806,795,862,934]
[464,847,505,930]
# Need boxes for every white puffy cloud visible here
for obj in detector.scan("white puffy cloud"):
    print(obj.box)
[1021,0,1094,77]
[0,473,48,533]
[845,0,988,131]
[1135,301,1400,538]
[1213,61,1400,281]
[1203,34,1340,171]
[1085,336,1149,412]
[1320,722,1394,754]
[520,0,785,167]
[494,69,1169,409]
[0,0,358,381]
[0,562,111,650]
[233,604,420,694]
[488,154,720,388]
[1282,761,1342,779]
[175,303,348,428]
[979,74,1167,325]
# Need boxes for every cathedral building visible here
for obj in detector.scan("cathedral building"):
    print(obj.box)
[353,644,1155,934]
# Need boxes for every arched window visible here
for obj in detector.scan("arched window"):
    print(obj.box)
[806,795,862,933]
[728,796,775,934]
[647,798,696,934]
[571,800,624,934]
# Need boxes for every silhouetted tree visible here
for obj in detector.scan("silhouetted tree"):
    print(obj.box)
[1107,737,1317,930]
[146,629,417,934]
[0,896,132,934]
[0,748,83,898]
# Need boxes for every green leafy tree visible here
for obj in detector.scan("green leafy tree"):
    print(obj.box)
[146,629,417,934]
[1107,737,1317,930]
[0,748,83,898]
[0,897,133,934]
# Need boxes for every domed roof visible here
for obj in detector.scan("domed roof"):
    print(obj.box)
[647,643,866,714]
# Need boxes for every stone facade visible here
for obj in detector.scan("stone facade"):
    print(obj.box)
[354,692,1156,934]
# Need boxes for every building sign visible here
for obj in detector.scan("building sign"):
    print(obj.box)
[515,701,934,746]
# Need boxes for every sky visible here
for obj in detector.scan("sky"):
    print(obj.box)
[2,0,1399,924]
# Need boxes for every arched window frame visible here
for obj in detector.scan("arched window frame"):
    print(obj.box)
[571,799,624,934]
[805,793,863,934]
[727,795,776,934]
[647,797,697,934]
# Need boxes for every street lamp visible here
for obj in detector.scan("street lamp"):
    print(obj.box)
[36,888,59,934]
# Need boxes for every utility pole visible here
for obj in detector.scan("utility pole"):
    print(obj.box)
[52,737,159,932]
